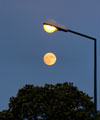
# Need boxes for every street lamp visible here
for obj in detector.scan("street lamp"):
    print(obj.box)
[43,19,97,120]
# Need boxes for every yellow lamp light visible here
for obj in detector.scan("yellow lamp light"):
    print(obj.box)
[43,24,57,33]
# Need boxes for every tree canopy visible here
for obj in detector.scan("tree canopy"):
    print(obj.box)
[0,82,100,120]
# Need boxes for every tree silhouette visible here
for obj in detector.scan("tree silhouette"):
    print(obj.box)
[0,82,99,120]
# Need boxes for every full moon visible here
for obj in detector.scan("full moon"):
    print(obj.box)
[43,52,56,66]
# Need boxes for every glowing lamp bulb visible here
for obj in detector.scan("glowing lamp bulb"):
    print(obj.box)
[43,24,57,33]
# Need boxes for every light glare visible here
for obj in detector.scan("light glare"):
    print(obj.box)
[43,24,57,33]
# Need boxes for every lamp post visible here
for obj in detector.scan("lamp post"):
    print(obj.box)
[43,19,97,120]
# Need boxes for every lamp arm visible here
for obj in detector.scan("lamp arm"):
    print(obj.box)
[67,29,96,41]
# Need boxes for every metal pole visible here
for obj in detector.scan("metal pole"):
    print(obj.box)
[66,29,97,120]
[94,39,97,120]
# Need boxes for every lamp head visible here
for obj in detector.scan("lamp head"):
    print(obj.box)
[43,19,68,33]
[43,24,58,33]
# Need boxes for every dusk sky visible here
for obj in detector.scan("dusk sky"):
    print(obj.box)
[0,0,100,111]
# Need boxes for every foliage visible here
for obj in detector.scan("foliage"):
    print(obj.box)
[0,82,99,120]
